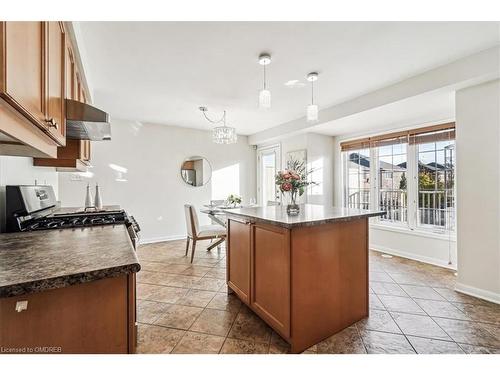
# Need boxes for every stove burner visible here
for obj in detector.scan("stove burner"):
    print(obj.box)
[20,211,127,231]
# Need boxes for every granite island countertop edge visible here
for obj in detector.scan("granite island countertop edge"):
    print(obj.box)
[223,206,385,229]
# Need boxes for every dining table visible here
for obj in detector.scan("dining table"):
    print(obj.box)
[200,204,257,227]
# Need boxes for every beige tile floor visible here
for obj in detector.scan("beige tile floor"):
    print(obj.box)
[136,239,500,354]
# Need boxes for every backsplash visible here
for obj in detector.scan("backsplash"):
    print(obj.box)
[0,156,58,232]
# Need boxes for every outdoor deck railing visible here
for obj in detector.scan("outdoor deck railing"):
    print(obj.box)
[348,190,455,230]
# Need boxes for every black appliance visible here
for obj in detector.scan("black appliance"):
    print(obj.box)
[5,186,140,247]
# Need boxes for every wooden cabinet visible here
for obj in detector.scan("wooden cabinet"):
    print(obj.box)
[65,40,91,161]
[226,216,369,353]
[251,223,290,338]
[227,219,251,304]
[0,22,46,128]
[0,21,66,147]
[0,21,91,159]
[227,219,290,338]
[45,21,66,145]
[0,274,137,353]
[33,139,90,171]
[33,27,91,170]
[82,139,90,161]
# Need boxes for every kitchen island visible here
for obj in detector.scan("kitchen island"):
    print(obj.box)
[0,225,140,354]
[224,204,384,353]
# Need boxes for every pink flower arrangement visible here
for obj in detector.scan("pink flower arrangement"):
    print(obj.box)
[275,159,316,206]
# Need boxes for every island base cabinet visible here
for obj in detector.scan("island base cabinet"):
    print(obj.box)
[290,219,369,353]
[226,217,369,354]
[251,223,290,339]
[227,219,251,304]
[0,274,137,354]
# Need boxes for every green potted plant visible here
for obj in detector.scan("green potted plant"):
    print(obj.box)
[226,194,242,208]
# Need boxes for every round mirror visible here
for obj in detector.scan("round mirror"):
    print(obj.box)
[180,156,212,187]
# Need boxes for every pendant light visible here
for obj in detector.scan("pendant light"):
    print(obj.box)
[258,53,271,109]
[199,107,238,144]
[306,72,319,122]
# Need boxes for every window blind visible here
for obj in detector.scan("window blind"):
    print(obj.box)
[340,122,455,151]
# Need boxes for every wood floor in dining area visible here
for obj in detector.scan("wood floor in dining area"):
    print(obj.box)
[135,240,500,354]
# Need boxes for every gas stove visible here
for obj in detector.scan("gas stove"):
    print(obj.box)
[5,186,139,236]
[22,211,127,231]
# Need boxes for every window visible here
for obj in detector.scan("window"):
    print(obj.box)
[344,149,370,209]
[377,142,407,223]
[417,138,455,231]
[341,123,455,234]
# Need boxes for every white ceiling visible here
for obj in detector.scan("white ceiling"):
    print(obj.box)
[77,21,499,135]
[310,89,455,138]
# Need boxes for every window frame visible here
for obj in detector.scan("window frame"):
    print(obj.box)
[342,148,371,210]
[341,136,456,235]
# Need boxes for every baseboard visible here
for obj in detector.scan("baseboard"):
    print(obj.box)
[455,282,500,305]
[139,234,186,245]
[370,244,457,270]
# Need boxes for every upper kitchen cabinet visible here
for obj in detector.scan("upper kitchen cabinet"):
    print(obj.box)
[33,30,92,171]
[0,21,69,157]
[45,21,66,145]
[0,22,46,128]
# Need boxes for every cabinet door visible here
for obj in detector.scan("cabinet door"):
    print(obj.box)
[84,140,91,161]
[251,223,290,338]
[0,22,46,129]
[80,140,90,161]
[80,85,87,103]
[76,72,82,102]
[65,41,75,100]
[227,219,251,304]
[45,21,65,145]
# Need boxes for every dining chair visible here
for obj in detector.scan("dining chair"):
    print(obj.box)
[184,204,226,263]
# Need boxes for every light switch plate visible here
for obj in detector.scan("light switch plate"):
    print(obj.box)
[15,300,28,312]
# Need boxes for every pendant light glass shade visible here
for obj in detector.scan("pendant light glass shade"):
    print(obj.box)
[259,89,271,109]
[306,72,319,122]
[258,54,271,109]
[212,125,238,144]
[307,104,318,122]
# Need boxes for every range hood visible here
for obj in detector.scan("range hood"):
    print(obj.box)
[66,99,111,141]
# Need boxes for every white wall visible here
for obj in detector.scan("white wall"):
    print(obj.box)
[455,79,500,303]
[270,132,335,206]
[58,119,256,243]
[0,156,58,232]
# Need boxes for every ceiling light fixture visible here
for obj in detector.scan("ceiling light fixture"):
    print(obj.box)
[258,53,271,109]
[284,79,306,88]
[199,106,237,144]
[306,72,319,122]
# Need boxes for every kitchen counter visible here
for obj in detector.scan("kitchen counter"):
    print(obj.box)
[224,204,384,228]
[0,224,140,298]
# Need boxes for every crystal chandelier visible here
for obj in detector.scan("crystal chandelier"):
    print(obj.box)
[258,53,271,109]
[199,107,238,144]
[306,72,319,122]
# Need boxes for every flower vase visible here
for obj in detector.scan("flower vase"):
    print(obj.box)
[286,192,300,216]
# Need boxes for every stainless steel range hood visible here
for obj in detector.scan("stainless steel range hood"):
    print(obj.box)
[66,99,111,141]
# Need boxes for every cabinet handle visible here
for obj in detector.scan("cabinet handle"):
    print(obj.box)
[46,118,58,129]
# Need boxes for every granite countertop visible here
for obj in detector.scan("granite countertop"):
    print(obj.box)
[0,225,140,298]
[223,204,385,229]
